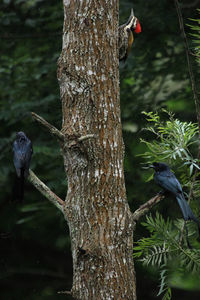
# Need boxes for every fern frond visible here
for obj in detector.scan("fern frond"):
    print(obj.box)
[134,213,200,273]
[157,266,172,300]
[161,287,172,300]
[179,249,200,273]
[141,243,171,266]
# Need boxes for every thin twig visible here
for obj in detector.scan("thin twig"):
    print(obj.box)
[78,134,95,142]
[57,291,72,295]
[28,169,65,213]
[31,112,64,141]
[187,150,200,205]
[132,193,165,222]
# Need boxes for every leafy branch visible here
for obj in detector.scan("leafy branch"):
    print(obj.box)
[140,110,199,173]
[134,213,200,299]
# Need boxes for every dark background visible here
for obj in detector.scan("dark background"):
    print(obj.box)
[0,0,200,299]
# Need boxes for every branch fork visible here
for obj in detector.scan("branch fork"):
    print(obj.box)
[32,112,95,146]
[30,112,96,211]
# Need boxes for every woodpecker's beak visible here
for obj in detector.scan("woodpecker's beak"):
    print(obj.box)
[125,8,135,27]
[130,8,134,17]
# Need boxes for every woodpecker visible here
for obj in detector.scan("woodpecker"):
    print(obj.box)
[119,9,141,62]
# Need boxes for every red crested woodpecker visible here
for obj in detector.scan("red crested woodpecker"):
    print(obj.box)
[119,9,141,62]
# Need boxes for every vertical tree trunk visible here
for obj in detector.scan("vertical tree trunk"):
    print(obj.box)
[57,1,136,299]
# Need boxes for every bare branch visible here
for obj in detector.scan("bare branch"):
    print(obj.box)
[32,112,95,145]
[57,291,72,295]
[28,169,65,213]
[78,134,95,142]
[31,112,64,141]
[132,193,165,222]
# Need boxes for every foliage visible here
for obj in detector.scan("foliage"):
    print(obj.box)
[134,213,200,299]
[136,110,200,299]
[188,9,200,65]
[140,110,199,175]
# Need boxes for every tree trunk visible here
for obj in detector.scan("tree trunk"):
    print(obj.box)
[57,1,136,299]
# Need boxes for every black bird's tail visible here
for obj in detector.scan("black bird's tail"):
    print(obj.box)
[19,168,24,202]
[176,194,200,236]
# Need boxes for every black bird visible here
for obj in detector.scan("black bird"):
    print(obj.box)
[13,132,33,201]
[150,162,200,235]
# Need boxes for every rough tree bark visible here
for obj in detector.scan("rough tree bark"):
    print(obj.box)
[29,1,164,299]
[57,1,136,299]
